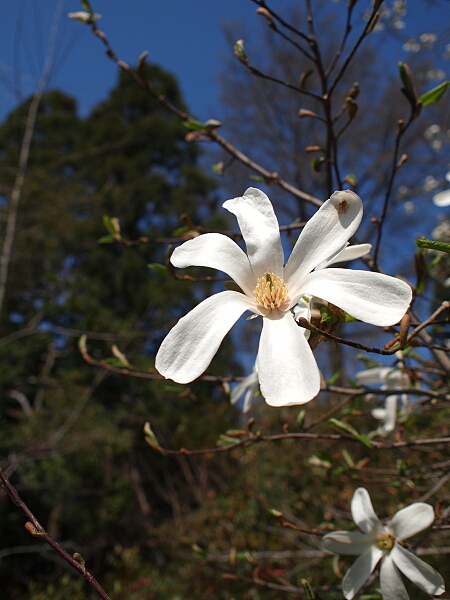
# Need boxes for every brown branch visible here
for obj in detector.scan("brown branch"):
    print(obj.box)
[0,468,112,600]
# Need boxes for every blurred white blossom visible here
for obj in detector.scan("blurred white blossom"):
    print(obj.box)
[322,487,445,600]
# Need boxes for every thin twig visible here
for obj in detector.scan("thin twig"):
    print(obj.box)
[0,469,112,600]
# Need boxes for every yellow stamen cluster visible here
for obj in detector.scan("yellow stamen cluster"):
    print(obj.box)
[253,272,288,310]
[376,532,395,551]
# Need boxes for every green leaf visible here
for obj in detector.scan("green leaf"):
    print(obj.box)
[356,434,372,448]
[398,62,416,102]
[329,417,359,437]
[102,215,120,236]
[103,358,129,368]
[147,263,168,274]
[80,0,94,16]
[296,409,306,428]
[183,120,205,131]
[311,157,325,173]
[98,234,114,244]
[249,175,266,183]
[416,239,450,254]
[419,81,450,106]
[143,422,161,449]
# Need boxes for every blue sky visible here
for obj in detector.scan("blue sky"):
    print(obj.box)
[0,0,448,123]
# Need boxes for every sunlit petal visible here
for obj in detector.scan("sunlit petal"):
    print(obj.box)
[223,187,284,280]
[351,487,382,534]
[285,190,362,284]
[171,232,256,296]
[380,554,409,600]
[156,291,257,383]
[391,544,445,595]
[257,312,320,406]
[300,268,412,326]
[390,503,435,540]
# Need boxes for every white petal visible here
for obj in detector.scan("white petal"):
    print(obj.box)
[257,311,320,406]
[391,544,445,595]
[300,268,412,326]
[230,364,259,413]
[171,232,255,297]
[390,503,435,540]
[433,189,450,207]
[331,243,372,264]
[380,554,410,600]
[223,188,284,280]
[284,190,363,284]
[322,531,372,555]
[351,488,382,534]
[356,367,392,386]
[342,545,383,599]
[156,291,257,383]
[380,395,398,432]
[385,369,410,388]
[317,243,372,270]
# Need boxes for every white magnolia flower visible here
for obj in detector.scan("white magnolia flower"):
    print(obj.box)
[155,188,412,407]
[355,365,410,435]
[232,245,372,412]
[322,487,445,600]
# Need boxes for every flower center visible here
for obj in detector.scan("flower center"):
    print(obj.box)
[376,532,395,551]
[253,273,288,310]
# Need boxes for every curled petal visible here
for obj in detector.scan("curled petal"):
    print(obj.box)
[391,544,445,595]
[285,190,363,285]
[257,311,320,406]
[390,503,435,541]
[223,187,284,280]
[171,232,255,296]
[300,268,412,326]
[156,291,257,383]
[372,394,398,434]
[380,554,410,600]
[342,545,384,599]
[351,487,382,535]
[230,363,259,413]
[322,531,371,555]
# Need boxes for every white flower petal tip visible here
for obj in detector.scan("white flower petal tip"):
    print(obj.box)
[328,190,363,228]
[433,189,450,207]
[322,487,445,599]
[156,187,414,408]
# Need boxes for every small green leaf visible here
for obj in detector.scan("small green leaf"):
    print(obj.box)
[419,81,450,106]
[329,417,359,438]
[78,334,87,354]
[356,434,372,448]
[268,508,283,518]
[296,409,306,428]
[249,175,266,183]
[80,0,94,15]
[102,215,120,236]
[233,40,248,65]
[98,235,114,244]
[183,120,205,131]
[311,157,325,173]
[301,579,315,600]
[143,422,161,448]
[398,62,417,102]
[172,226,192,237]
[416,239,450,254]
[147,263,168,274]
[103,358,129,368]
[217,436,239,447]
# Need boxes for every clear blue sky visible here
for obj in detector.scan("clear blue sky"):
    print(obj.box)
[0,0,448,123]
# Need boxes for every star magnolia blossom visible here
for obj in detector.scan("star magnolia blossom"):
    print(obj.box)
[322,487,445,600]
[232,244,372,412]
[155,188,412,406]
[356,365,411,435]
